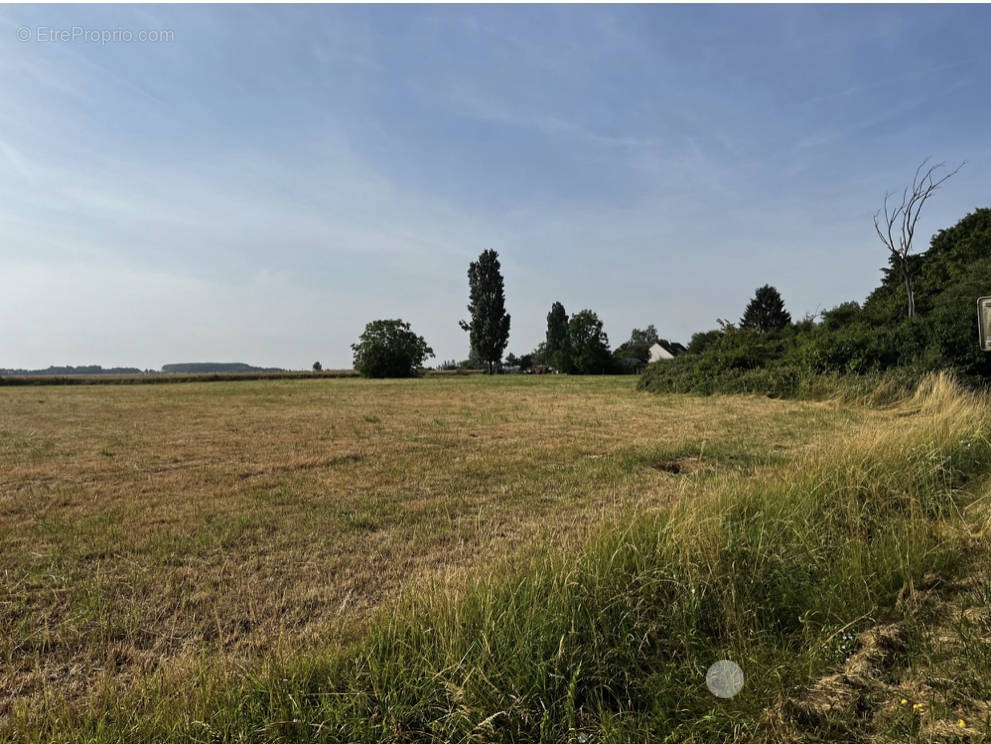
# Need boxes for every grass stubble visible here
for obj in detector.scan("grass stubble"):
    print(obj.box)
[1,374,989,741]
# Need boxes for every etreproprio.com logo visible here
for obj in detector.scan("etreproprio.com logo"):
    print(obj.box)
[17,26,174,44]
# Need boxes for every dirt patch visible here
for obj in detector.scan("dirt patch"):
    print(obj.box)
[651,457,701,475]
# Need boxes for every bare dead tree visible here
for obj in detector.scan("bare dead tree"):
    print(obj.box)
[874,158,964,318]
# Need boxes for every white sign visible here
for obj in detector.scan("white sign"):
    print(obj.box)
[979,297,991,352]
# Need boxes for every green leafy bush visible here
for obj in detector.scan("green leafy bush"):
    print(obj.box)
[641,208,991,399]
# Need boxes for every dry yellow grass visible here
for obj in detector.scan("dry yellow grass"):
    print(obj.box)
[0,375,879,718]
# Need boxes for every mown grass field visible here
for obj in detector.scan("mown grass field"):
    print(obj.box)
[2,375,989,742]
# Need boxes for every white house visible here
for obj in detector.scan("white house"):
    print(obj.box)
[648,341,686,363]
[648,342,674,362]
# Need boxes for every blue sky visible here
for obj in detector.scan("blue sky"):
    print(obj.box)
[1,4,989,369]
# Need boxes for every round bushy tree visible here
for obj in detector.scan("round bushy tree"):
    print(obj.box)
[351,319,434,378]
[566,309,613,374]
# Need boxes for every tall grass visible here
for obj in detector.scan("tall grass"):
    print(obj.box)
[10,374,991,743]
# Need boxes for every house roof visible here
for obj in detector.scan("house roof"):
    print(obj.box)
[650,340,687,356]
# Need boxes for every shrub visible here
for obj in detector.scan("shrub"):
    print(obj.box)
[640,208,991,399]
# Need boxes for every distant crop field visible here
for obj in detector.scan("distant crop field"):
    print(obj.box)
[0,368,484,386]
[1,376,877,725]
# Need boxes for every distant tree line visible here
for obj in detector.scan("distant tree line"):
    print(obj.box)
[508,305,676,375]
[161,362,285,374]
[0,365,145,376]
[353,248,684,378]
[0,362,293,376]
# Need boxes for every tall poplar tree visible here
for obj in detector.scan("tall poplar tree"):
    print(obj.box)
[545,301,569,368]
[459,250,511,374]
